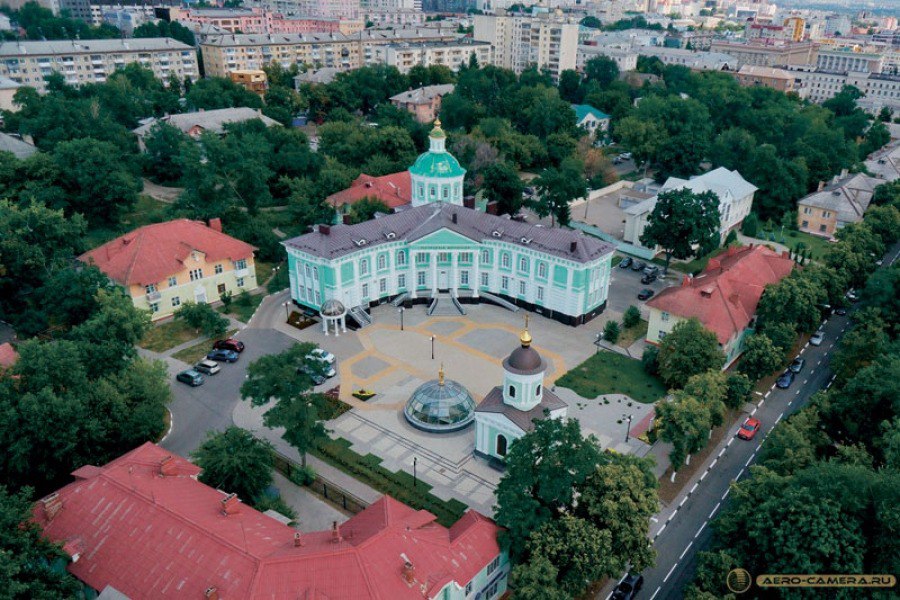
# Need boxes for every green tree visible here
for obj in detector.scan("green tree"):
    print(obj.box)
[708,128,756,171]
[738,333,783,381]
[861,120,891,157]
[133,19,196,45]
[656,318,726,388]
[494,418,602,558]
[480,161,524,216]
[603,320,621,344]
[723,373,752,410]
[583,56,620,89]
[864,204,900,245]
[240,343,330,466]
[174,302,229,338]
[623,305,641,329]
[509,556,568,600]
[639,188,720,276]
[347,197,390,224]
[142,121,191,183]
[756,407,823,476]
[526,515,613,595]
[0,485,81,598]
[186,77,264,110]
[557,69,583,103]
[756,272,825,334]
[531,157,586,226]
[193,427,274,503]
[656,392,713,476]
[683,370,727,429]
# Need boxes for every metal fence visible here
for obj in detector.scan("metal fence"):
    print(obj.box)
[273,451,369,515]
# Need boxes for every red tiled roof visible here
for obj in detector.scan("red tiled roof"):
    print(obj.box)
[326,172,412,210]
[35,443,502,600]
[0,342,17,368]
[78,219,256,287]
[647,245,794,344]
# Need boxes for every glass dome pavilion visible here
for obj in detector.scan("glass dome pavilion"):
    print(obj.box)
[403,365,476,433]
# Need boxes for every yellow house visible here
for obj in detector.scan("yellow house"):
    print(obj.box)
[79,219,258,321]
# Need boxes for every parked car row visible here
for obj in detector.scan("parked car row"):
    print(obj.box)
[299,348,338,386]
[619,256,661,300]
[176,338,246,387]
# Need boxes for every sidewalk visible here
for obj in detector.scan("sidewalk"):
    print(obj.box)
[233,398,383,505]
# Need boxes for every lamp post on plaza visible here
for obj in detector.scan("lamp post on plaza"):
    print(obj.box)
[431,335,435,360]
[413,456,418,488]
[398,307,405,331]
[623,413,633,443]
[283,301,291,321]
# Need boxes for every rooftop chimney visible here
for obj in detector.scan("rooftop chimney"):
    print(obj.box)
[205,587,219,600]
[41,493,63,522]
[159,455,178,477]
[451,213,457,224]
[294,532,304,547]
[707,258,721,272]
[402,561,415,585]
[817,180,825,192]
[221,493,240,516]
[331,521,342,543]
[681,275,692,287]
[569,240,577,253]
[319,224,331,235]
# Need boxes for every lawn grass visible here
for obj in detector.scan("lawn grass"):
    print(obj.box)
[218,293,264,323]
[617,318,649,349]
[255,261,278,286]
[781,230,832,261]
[267,264,290,293]
[556,350,666,404]
[621,170,644,181]
[312,437,468,527]
[139,319,201,353]
[171,328,237,364]
[611,255,623,267]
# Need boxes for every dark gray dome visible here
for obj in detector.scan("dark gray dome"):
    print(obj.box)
[404,377,475,433]
[320,298,346,316]
[504,346,545,374]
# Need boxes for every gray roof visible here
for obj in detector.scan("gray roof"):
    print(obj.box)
[283,203,615,263]
[0,132,38,159]
[0,38,193,57]
[390,84,455,105]
[0,76,20,90]
[294,68,341,85]
[474,386,566,433]
[798,173,879,224]
[133,108,280,136]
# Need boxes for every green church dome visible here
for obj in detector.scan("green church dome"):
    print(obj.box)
[409,151,466,179]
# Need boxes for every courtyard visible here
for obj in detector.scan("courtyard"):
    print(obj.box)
[239,301,659,516]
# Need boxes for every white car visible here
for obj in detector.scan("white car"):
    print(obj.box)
[810,331,824,346]
[193,359,221,376]
[308,348,335,364]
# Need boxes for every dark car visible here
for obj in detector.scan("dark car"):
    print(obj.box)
[176,369,204,387]
[834,307,847,316]
[213,338,245,353]
[789,357,805,373]
[637,288,655,301]
[776,370,795,389]
[641,273,657,284]
[612,573,644,600]
[618,256,633,269]
[631,260,647,271]
[207,348,239,363]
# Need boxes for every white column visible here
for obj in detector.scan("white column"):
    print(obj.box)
[410,256,417,299]
[431,251,438,296]
[451,252,458,297]
[473,254,480,298]
[323,316,329,335]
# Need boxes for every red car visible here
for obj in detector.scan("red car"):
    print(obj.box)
[737,417,761,440]
[213,338,245,353]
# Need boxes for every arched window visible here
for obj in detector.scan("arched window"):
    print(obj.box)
[377,254,386,270]
[536,384,541,396]
[496,434,508,457]
[501,253,510,268]
[508,385,515,398]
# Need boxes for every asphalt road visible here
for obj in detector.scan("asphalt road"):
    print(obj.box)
[608,260,675,317]
[633,241,900,600]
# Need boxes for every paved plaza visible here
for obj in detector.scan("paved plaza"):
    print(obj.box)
[245,301,656,516]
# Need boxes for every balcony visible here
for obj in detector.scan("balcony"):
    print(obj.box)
[146,291,162,302]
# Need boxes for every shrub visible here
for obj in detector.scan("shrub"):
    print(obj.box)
[724,228,738,246]
[741,212,759,237]
[623,305,641,329]
[220,290,233,309]
[175,302,229,337]
[254,495,297,521]
[289,465,317,486]
[603,320,621,344]
[642,345,659,375]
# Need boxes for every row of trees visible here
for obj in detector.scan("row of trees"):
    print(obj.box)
[687,252,900,598]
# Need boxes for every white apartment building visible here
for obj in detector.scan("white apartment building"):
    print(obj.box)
[293,0,361,18]
[473,13,578,80]
[576,44,638,72]
[374,40,492,73]
[366,10,428,28]
[816,49,884,74]
[363,0,419,9]
[795,69,900,114]
[0,39,198,93]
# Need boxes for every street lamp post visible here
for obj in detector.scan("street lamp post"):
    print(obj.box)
[431,335,435,360]
[413,456,418,488]
[624,413,633,443]
[398,307,404,331]
[284,301,291,321]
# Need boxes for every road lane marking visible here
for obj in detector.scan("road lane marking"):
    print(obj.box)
[796,389,801,395]
[737,467,745,479]
[775,414,783,424]
[690,483,698,494]
[718,448,726,458]
[803,379,808,384]
[709,502,721,518]
[699,470,707,482]
[679,541,693,560]
[764,391,771,398]
[787,399,793,406]
[745,455,754,467]
[695,521,707,538]
[722,488,731,500]
[650,586,661,600]
[679,497,687,508]
[727,438,734,447]
[810,369,815,375]
[664,564,678,583]
[709,458,718,469]
[656,523,667,537]
[817,360,822,366]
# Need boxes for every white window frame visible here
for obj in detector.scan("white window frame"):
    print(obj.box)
[214,263,223,274]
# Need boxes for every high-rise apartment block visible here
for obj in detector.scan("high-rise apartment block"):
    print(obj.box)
[0,38,198,93]
[473,12,578,80]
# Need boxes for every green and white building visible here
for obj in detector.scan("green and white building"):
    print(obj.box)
[283,122,615,326]
[473,324,567,462]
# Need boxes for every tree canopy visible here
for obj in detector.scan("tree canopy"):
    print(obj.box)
[640,188,720,275]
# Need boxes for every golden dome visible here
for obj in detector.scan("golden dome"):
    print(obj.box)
[438,363,445,386]
[520,315,532,347]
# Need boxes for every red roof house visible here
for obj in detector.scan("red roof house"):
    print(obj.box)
[34,443,507,600]
[326,172,412,214]
[0,342,17,369]
[645,244,795,365]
